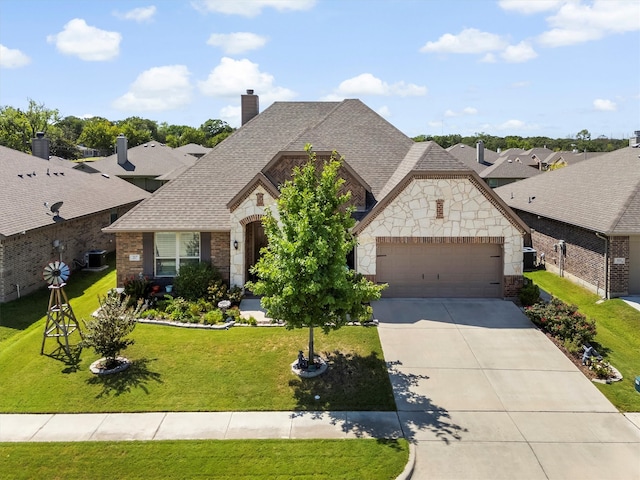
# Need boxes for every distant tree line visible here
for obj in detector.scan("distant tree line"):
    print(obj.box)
[0,99,234,160]
[413,129,628,153]
[0,99,629,160]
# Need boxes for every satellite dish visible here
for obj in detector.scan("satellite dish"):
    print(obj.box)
[43,261,70,286]
[50,201,63,216]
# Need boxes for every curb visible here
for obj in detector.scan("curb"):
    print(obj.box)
[396,440,416,480]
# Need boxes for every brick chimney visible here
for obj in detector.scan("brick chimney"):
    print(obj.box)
[32,132,50,160]
[241,89,259,126]
[116,134,128,165]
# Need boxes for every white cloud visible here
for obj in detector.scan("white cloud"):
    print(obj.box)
[420,28,507,54]
[498,0,564,14]
[219,105,241,126]
[538,0,640,47]
[207,32,268,54]
[192,0,315,17]
[494,119,540,132]
[198,57,296,104]
[501,41,538,62]
[114,6,157,22]
[112,65,192,111]
[0,44,30,68]
[511,81,531,88]
[377,106,391,118]
[480,53,497,63]
[593,99,617,111]
[47,18,121,61]
[444,107,477,117]
[333,73,427,97]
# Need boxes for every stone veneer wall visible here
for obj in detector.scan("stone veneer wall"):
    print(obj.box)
[356,177,524,297]
[1,204,134,303]
[229,184,278,287]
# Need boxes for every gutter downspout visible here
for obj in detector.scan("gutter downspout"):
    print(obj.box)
[595,232,608,299]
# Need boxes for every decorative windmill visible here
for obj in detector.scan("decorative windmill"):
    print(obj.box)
[41,261,82,356]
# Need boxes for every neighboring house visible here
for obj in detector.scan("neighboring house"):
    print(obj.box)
[87,135,198,192]
[174,143,212,159]
[495,146,640,298]
[0,145,150,302]
[105,92,529,298]
[480,155,543,187]
[539,150,605,170]
[446,141,499,174]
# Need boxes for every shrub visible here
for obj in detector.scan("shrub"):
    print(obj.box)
[518,279,540,307]
[203,309,224,324]
[123,275,152,304]
[206,280,228,304]
[524,297,597,347]
[227,285,244,305]
[81,292,144,369]
[174,263,220,301]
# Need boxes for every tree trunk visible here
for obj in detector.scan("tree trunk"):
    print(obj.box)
[308,325,315,370]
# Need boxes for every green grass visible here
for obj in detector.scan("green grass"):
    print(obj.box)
[0,260,117,344]
[526,270,640,412]
[0,439,409,480]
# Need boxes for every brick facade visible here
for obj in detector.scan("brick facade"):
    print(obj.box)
[114,230,231,288]
[1,204,135,302]
[517,210,629,297]
[265,154,367,211]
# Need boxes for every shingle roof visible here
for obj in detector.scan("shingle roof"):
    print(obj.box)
[88,142,196,178]
[106,100,413,232]
[480,156,543,179]
[446,143,499,173]
[494,147,640,234]
[0,146,150,238]
[174,143,212,157]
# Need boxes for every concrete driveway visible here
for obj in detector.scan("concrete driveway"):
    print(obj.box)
[373,298,640,480]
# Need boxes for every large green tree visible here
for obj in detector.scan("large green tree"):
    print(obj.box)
[0,99,60,153]
[77,117,118,153]
[247,145,385,370]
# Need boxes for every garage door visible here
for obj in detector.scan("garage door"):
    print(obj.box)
[376,243,503,297]
[629,236,640,295]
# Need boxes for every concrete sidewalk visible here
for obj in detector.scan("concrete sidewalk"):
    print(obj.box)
[0,411,404,442]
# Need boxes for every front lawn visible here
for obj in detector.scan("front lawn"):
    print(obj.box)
[0,439,409,480]
[525,270,640,412]
[0,318,395,413]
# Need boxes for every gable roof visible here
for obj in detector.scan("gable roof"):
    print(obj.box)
[88,142,196,178]
[106,100,412,232]
[354,141,528,234]
[174,143,212,157]
[0,145,150,238]
[494,146,640,235]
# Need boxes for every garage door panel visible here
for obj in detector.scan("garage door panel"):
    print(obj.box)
[377,243,502,298]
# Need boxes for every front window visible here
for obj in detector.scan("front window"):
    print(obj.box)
[155,232,200,277]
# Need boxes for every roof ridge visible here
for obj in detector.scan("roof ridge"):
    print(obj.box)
[608,177,640,233]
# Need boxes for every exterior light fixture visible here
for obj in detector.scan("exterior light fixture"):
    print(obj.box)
[233,240,238,250]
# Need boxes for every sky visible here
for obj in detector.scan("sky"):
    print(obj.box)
[0,0,638,140]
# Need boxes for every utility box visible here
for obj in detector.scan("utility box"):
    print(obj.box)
[523,247,537,271]
[86,250,107,269]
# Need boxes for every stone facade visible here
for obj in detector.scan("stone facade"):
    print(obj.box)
[356,177,525,297]
[1,204,134,303]
[229,184,278,286]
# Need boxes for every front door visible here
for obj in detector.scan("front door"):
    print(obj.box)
[245,221,268,282]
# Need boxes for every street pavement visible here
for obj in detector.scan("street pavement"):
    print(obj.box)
[1,298,639,480]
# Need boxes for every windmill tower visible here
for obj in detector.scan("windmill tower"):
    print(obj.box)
[41,261,82,356]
